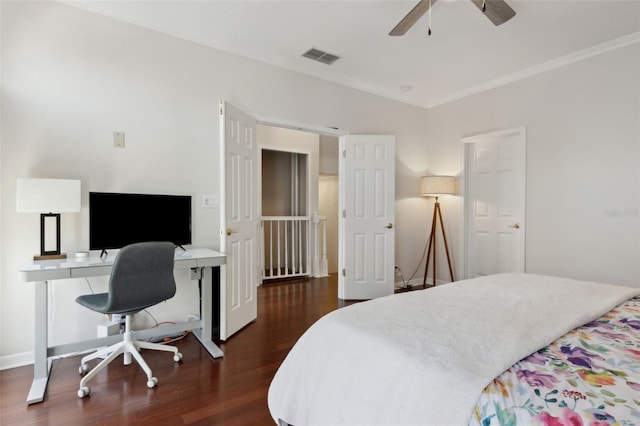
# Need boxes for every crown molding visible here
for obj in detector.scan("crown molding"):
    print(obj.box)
[426,32,640,108]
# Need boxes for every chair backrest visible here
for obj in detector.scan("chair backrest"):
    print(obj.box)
[104,241,176,314]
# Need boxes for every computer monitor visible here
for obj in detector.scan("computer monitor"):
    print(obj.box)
[89,192,192,254]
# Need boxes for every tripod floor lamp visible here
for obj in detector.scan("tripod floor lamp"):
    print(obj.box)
[421,176,455,287]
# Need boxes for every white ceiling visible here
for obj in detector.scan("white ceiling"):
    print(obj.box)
[63,0,640,108]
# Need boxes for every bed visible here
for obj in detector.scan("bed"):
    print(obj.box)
[267,273,640,425]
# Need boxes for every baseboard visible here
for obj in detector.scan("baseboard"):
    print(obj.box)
[0,351,34,371]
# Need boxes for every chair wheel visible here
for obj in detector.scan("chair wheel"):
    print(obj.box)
[147,377,158,388]
[173,353,182,362]
[77,386,90,398]
[79,364,88,375]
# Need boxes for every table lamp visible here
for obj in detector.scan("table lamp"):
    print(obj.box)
[17,178,81,260]
[420,175,455,287]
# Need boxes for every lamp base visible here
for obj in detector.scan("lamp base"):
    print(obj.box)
[34,253,67,261]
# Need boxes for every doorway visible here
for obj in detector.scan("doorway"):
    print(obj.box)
[257,124,339,282]
[261,149,310,279]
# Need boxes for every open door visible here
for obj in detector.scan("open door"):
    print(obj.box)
[338,135,395,300]
[219,100,258,340]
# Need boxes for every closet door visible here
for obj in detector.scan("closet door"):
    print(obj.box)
[464,127,526,278]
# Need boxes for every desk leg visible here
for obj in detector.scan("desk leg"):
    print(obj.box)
[27,280,51,404]
[192,266,223,358]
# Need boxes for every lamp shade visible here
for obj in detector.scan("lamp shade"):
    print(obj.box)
[420,175,455,196]
[17,178,81,213]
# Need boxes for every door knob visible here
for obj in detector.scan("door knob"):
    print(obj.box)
[508,223,520,229]
[384,223,393,229]
[226,228,239,236]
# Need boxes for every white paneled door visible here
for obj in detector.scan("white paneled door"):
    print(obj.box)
[464,127,526,278]
[219,100,258,340]
[339,135,395,300]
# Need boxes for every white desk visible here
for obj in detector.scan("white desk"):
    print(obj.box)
[20,248,226,404]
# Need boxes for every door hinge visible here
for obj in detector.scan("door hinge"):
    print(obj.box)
[342,210,346,218]
[342,149,346,158]
[342,268,346,277]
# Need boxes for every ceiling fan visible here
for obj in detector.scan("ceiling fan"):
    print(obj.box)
[389,0,516,36]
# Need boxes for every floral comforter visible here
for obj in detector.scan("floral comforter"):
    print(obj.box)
[472,297,640,426]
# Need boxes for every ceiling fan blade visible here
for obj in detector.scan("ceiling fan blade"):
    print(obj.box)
[389,0,437,36]
[470,0,516,26]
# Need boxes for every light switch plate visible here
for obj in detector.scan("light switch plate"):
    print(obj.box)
[202,195,219,208]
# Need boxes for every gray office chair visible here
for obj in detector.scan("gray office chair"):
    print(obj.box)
[75,241,182,398]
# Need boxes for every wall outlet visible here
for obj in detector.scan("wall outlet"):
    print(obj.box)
[113,131,125,148]
[190,267,201,280]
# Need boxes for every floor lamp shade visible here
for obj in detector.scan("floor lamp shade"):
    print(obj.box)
[420,175,455,196]
[17,178,81,259]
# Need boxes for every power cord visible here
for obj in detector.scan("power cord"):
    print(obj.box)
[143,309,160,327]
[395,266,406,288]
[84,277,96,294]
[395,233,430,290]
[148,320,191,344]
[155,331,191,344]
[83,278,187,344]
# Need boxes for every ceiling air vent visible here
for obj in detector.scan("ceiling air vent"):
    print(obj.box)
[302,47,340,65]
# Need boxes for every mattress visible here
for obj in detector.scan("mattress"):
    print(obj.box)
[268,273,640,425]
[472,296,640,425]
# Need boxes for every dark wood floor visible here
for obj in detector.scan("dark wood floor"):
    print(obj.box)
[0,274,353,425]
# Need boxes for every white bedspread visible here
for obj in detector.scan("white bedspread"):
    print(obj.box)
[268,273,640,426]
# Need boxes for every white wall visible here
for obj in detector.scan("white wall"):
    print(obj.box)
[319,135,339,274]
[319,175,339,274]
[424,43,640,288]
[0,1,430,364]
[319,135,339,175]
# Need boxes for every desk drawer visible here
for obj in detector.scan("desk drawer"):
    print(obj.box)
[174,259,198,269]
[22,268,71,282]
[71,265,112,278]
[197,258,226,267]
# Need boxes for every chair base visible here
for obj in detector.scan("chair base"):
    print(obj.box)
[77,315,182,398]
